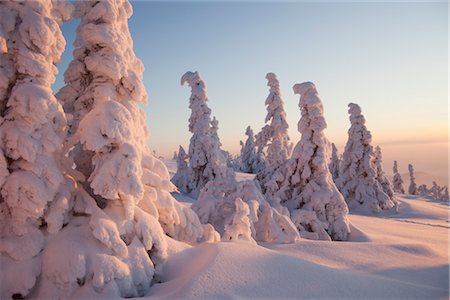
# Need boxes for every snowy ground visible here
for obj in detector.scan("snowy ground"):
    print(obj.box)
[142,161,450,299]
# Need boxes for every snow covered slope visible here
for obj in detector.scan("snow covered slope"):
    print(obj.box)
[155,160,448,299]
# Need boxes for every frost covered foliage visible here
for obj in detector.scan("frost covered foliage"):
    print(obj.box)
[171,145,190,194]
[408,164,417,195]
[192,175,300,244]
[42,1,203,298]
[174,71,233,196]
[392,161,405,194]
[266,82,350,241]
[0,1,72,298]
[240,126,260,173]
[373,146,397,207]
[336,103,397,213]
[256,73,292,191]
[329,143,340,181]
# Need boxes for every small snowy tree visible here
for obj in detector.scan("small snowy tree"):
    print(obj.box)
[440,186,449,202]
[392,160,405,194]
[171,145,190,194]
[329,143,341,181]
[240,126,259,173]
[266,82,350,241]
[0,1,72,298]
[429,181,441,200]
[174,71,233,196]
[172,151,177,160]
[255,73,292,191]
[336,103,397,213]
[373,146,397,208]
[417,184,428,197]
[40,2,203,298]
[408,164,417,195]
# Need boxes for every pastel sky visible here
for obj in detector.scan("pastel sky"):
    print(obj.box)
[55,1,448,184]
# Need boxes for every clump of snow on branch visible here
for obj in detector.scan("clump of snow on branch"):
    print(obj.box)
[30,1,203,298]
[173,71,233,197]
[392,160,405,194]
[256,73,292,192]
[264,82,351,241]
[192,175,300,244]
[373,146,397,208]
[407,164,417,195]
[336,103,397,213]
[0,1,72,298]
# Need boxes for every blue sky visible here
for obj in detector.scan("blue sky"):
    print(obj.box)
[55,1,448,180]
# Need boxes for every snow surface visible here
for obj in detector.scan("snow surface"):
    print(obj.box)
[154,160,449,299]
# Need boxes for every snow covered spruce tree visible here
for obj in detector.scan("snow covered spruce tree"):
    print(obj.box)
[373,146,397,206]
[408,164,417,195]
[255,73,293,192]
[171,145,190,194]
[336,103,397,213]
[174,71,233,196]
[240,126,259,173]
[266,82,350,241]
[392,160,405,194]
[44,1,204,298]
[0,1,73,298]
[329,143,341,181]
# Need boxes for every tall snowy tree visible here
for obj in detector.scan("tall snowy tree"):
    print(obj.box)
[174,71,233,196]
[408,164,417,195]
[336,103,397,213]
[255,73,292,191]
[392,160,405,194]
[373,146,397,207]
[329,143,341,181]
[38,1,204,298]
[240,126,258,173]
[267,82,350,241]
[0,1,73,298]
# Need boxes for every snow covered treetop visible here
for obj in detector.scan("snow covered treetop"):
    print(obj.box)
[181,71,211,134]
[293,82,326,133]
[348,103,367,126]
[181,71,207,102]
[265,72,280,89]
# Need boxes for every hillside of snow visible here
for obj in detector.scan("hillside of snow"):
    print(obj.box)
[134,160,450,299]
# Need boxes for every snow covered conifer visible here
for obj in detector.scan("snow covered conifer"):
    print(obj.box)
[336,103,396,213]
[171,145,190,194]
[0,1,72,298]
[175,71,232,196]
[268,82,350,241]
[373,146,397,207]
[240,126,258,173]
[42,2,203,298]
[392,160,405,194]
[329,143,341,181]
[172,151,177,160]
[256,73,292,191]
[408,164,417,195]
